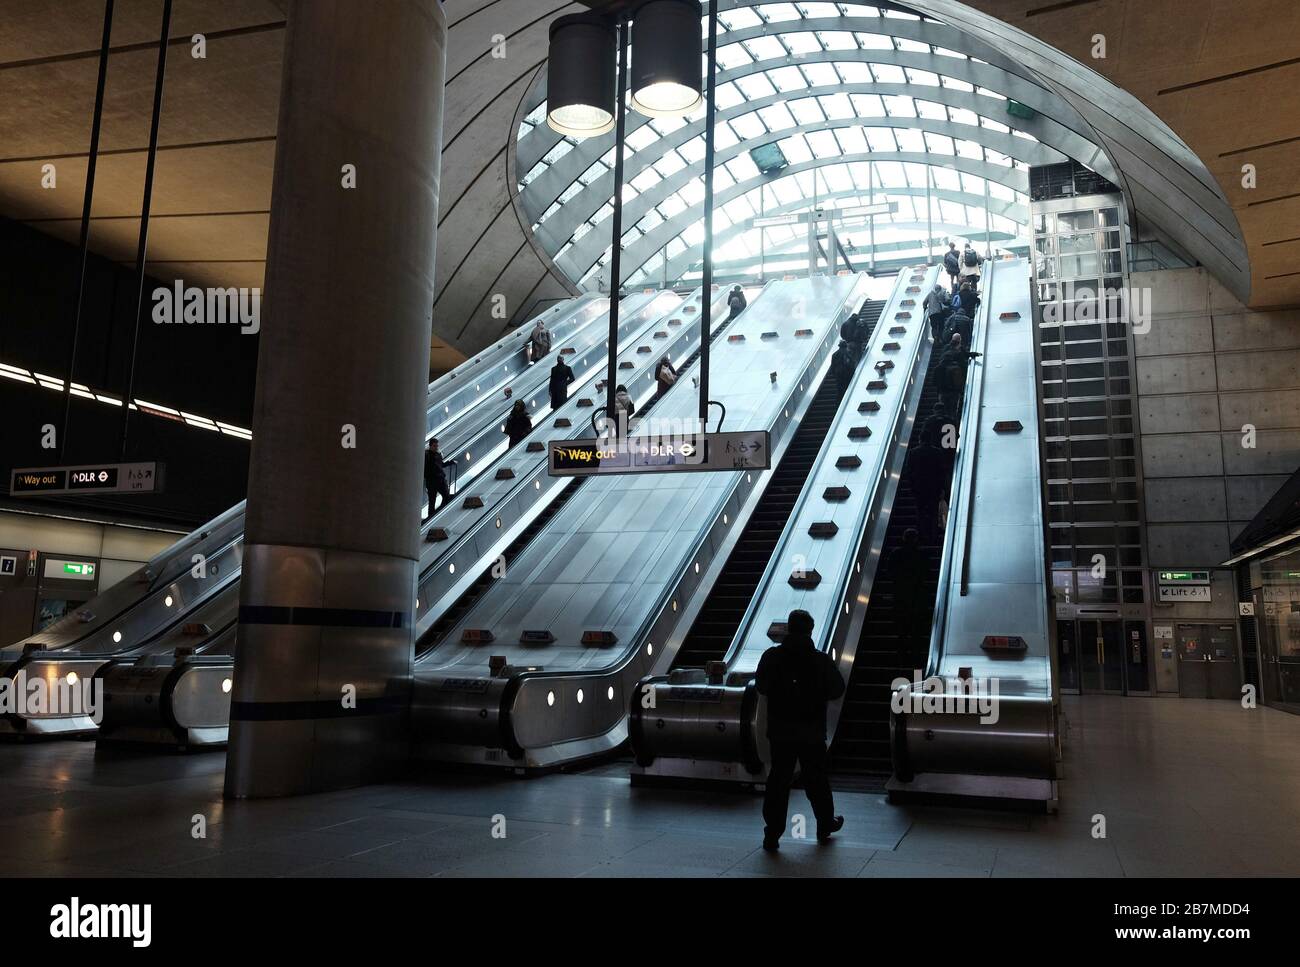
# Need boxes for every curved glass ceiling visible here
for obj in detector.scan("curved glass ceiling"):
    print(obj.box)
[515,2,1094,290]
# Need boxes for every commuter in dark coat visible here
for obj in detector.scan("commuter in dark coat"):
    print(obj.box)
[755,609,846,850]
[612,384,636,435]
[504,400,532,447]
[943,242,961,291]
[726,285,748,322]
[423,438,455,520]
[887,528,931,644]
[938,333,981,414]
[907,441,948,544]
[945,307,972,347]
[549,356,574,411]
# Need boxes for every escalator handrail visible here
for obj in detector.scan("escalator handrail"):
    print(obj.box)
[923,258,998,678]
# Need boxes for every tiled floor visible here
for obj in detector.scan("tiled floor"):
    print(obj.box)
[1,695,1297,877]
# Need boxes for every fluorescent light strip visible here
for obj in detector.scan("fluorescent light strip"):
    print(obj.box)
[3,357,254,441]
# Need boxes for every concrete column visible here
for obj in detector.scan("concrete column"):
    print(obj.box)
[225,0,446,798]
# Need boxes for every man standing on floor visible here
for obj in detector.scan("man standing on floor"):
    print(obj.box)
[755,608,846,851]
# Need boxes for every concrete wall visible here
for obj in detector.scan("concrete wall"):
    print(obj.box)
[0,510,181,592]
[1134,267,1300,567]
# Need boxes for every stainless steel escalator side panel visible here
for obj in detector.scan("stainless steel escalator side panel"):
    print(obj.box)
[2,295,611,737]
[411,273,874,770]
[887,258,1058,808]
[628,265,944,780]
[86,293,683,748]
[423,292,662,491]
[424,294,610,439]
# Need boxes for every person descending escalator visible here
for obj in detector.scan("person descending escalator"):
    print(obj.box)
[527,319,552,363]
[504,400,532,447]
[937,332,982,416]
[654,354,678,401]
[943,242,961,292]
[726,285,748,322]
[423,437,455,521]
[756,609,846,851]
[887,529,931,645]
[549,355,575,411]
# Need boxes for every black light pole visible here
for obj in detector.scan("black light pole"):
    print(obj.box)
[118,0,172,462]
[698,0,719,430]
[605,21,631,435]
[58,0,115,464]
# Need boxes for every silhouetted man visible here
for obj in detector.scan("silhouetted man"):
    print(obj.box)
[888,528,931,646]
[423,438,454,521]
[726,285,748,322]
[755,609,846,850]
[908,440,947,544]
[549,356,574,410]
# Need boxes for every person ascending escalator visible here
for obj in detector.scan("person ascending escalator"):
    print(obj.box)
[938,332,981,415]
[726,285,748,322]
[887,528,932,644]
[653,354,678,401]
[504,400,532,447]
[423,437,455,521]
[925,283,952,343]
[549,355,574,411]
[612,384,636,436]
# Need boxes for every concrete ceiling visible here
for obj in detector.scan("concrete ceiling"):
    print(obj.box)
[957,0,1300,309]
[0,0,585,375]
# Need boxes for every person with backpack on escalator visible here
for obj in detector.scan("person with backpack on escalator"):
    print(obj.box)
[755,609,846,851]
[960,244,984,287]
[943,241,961,292]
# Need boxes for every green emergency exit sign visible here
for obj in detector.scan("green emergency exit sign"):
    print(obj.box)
[1158,570,1210,584]
[63,562,95,577]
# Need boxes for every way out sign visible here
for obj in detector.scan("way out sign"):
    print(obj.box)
[549,430,771,478]
[9,462,163,496]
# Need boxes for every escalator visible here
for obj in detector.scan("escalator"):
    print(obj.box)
[626,266,943,785]
[672,298,887,671]
[411,273,871,772]
[419,288,756,662]
[828,328,949,784]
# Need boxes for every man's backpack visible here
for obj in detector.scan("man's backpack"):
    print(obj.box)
[964,249,977,267]
[944,251,960,273]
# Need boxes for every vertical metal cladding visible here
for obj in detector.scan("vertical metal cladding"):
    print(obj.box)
[225,0,447,798]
